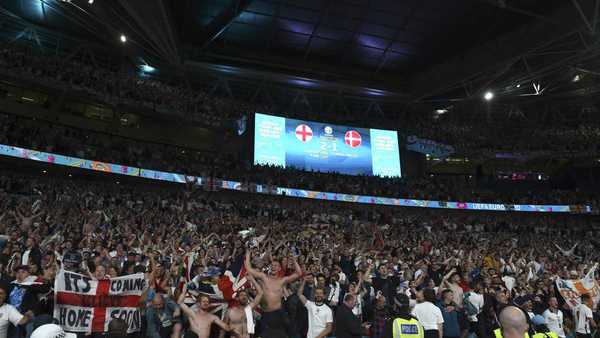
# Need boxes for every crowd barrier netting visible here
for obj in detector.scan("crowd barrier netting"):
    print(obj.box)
[0,144,592,214]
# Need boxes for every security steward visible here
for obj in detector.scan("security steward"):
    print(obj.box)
[493,306,531,338]
[531,315,559,338]
[384,293,424,338]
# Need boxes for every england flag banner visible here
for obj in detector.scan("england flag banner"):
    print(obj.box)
[54,270,146,334]
[555,264,600,310]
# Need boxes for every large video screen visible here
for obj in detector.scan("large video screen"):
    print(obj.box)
[254,113,401,177]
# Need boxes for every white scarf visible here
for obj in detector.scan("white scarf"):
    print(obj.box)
[244,305,255,334]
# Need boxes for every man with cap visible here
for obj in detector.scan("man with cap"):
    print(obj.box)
[384,293,425,338]
[0,284,30,338]
[7,265,48,338]
[531,315,558,338]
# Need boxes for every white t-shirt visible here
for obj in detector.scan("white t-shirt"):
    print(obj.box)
[21,249,31,266]
[502,276,516,292]
[575,304,593,334]
[466,292,485,322]
[305,301,333,338]
[411,301,444,331]
[543,309,565,338]
[448,283,463,306]
[0,303,24,338]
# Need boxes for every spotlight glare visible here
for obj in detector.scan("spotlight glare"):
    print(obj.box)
[120,34,127,43]
[516,84,521,88]
[573,74,581,82]
[484,91,494,101]
[141,64,155,73]
[88,0,94,4]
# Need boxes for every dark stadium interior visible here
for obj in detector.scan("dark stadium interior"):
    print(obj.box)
[0,0,600,338]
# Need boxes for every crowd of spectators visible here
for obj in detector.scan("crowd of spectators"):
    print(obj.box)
[0,170,598,338]
[408,118,600,159]
[1,42,600,158]
[0,43,265,128]
[1,112,598,207]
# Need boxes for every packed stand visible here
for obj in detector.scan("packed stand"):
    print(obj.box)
[1,43,600,158]
[1,113,598,207]
[0,170,599,338]
[0,43,266,128]
[408,119,600,158]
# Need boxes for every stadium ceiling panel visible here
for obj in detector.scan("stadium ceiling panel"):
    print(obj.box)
[3,0,597,103]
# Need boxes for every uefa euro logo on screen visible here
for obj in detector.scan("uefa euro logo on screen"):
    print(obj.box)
[295,124,313,143]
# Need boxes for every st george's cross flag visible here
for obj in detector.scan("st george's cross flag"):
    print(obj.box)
[54,270,146,334]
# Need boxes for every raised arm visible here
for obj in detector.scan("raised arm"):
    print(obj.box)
[218,310,230,338]
[296,277,308,305]
[283,257,302,284]
[177,284,195,318]
[356,263,372,293]
[213,316,236,334]
[245,252,267,281]
[247,274,264,309]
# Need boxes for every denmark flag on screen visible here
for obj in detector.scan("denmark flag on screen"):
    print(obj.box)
[295,124,313,142]
[344,130,362,148]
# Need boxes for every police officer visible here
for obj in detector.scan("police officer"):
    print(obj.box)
[384,293,424,338]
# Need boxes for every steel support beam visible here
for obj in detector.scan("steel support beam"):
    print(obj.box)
[411,1,593,101]
[303,0,332,59]
[571,0,593,33]
[198,0,255,51]
[374,1,420,73]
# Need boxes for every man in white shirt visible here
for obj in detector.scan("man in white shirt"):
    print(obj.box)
[412,289,444,338]
[298,277,333,338]
[440,269,463,307]
[465,280,484,338]
[574,294,597,338]
[543,297,565,338]
[0,285,30,338]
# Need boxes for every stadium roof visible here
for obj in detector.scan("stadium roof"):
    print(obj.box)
[0,0,598,103]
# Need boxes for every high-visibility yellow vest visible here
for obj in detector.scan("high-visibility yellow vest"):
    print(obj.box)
[494,328,532,338]
[532,332,559,338]
[392,317,424,338]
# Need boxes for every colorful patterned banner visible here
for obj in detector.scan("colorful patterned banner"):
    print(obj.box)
[0,144,591,214]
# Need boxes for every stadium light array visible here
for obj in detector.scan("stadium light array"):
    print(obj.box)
[484,91,494,101]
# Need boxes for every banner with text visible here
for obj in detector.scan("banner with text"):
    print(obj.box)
[555,264,599,310]
[54,270,146,334]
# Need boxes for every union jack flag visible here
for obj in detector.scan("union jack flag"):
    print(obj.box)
[186,253,249,317]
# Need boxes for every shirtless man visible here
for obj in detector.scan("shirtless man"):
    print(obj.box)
[178,284,238,338]
[244,252,302,338]
[219,276,263,338]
